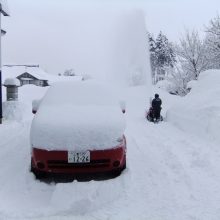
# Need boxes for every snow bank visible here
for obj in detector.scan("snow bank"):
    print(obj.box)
[167,69,220,143]
[18,84,48,105]
[2,101,24,121]
[1,84,49,123]
[30,81,126,151]
[187,80,197,90]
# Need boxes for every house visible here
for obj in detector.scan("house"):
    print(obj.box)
[2,65,50,87]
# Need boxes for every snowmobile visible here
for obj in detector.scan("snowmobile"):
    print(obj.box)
[145,106,163,123]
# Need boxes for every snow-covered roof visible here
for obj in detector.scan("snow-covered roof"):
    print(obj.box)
[2,65,51,82]
[0,0,9,16]
[19,77,34,81]
[4,77,20,86]
[1,29,6,36]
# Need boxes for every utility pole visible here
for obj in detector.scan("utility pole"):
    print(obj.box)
[0,2,9,124]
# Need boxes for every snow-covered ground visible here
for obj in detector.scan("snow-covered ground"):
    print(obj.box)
[1,70,220,220]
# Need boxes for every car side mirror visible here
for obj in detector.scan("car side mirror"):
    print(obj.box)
[119,100,126,114]
[32,99,42,114]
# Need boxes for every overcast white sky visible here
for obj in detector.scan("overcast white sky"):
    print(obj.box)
[2,0,220,74]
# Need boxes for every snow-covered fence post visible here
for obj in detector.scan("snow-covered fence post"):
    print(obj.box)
[4,78,20,101]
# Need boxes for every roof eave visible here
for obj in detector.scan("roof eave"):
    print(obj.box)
[1,29,6,35]
[0,2,10,16]
[1,9,9,16]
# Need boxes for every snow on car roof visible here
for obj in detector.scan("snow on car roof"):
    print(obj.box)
[43,80,119,106]
[30,81,126,151]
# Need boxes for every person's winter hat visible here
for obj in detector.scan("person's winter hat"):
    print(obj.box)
[155,94,159,98]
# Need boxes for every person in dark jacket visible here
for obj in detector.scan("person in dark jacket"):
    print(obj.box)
[152,94,162,121]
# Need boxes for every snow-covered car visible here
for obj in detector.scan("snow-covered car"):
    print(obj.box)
[30,81,126,177]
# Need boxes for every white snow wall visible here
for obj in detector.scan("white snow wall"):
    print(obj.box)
[70,8,152,88]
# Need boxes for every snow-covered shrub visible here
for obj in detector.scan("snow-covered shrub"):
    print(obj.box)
[63,69,75,76]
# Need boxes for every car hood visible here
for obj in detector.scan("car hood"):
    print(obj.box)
[30,105,126,151]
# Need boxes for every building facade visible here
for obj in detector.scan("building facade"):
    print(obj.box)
[3,65,50,87]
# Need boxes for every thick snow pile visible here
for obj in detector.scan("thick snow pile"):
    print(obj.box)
[30,81,126,150]
[167,69,220,143]
[2,84,48,122]
[4,77,20,86]
[3,101,24,121]
[18,85,48,105]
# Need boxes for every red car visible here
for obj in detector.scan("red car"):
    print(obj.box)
[30,81,126,178]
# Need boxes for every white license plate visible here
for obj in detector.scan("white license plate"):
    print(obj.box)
[68,151,90,163]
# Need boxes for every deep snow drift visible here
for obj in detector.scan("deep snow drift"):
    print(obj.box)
[167,69,220,144]
[2,85,48,122]
[1,70,220,220]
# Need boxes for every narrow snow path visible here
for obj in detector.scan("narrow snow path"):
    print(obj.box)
[123,112,220,220]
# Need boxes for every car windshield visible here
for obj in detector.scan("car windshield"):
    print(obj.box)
[42,81,119,107]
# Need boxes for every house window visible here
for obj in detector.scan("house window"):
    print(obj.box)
[39,80,43,86]
[22,80,29,85]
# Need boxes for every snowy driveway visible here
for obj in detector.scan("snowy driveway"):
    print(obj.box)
[1,85,220,220]
[1,114,220,220]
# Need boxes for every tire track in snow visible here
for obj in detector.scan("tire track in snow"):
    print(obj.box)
[126,117,220,220]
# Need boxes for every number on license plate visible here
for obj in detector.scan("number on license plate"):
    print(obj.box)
[68,151,90,163]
